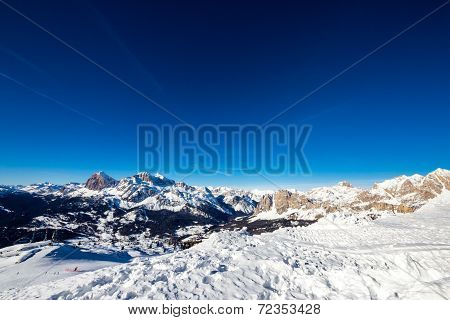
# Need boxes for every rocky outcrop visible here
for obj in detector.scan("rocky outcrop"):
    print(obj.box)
[254,194,273,214]
[135,172,175,187]
[85,172,117,191]
[274,190,317,213]
[338,181,353,188]
[396,204,414,213]
[253,168,450,218]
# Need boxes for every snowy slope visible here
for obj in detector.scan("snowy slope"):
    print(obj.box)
[210,187,258,214]
[0,241,135,292]
[2,191,449,300]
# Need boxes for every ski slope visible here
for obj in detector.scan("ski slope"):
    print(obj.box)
[1,192,449,299]
[0,242,135,293]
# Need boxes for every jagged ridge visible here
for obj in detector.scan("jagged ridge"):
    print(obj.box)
[254,168,450,220]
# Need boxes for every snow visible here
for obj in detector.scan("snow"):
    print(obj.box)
[0,241,134,293]
[69,175,249,216]
[1,170,449,299]
[1,191,449,300]
[374,169,449,193]
[20,183,64,195]
[0,205,12,213]
[210,186,258,214]
[175,225,211,237]
[249,189,275,199]
[307,184,363,206]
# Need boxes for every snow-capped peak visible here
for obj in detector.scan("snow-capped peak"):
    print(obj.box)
[132,172,175,187]
[373,173,423,191]
[431,168,449,175]
[337,181,353,188]
[154,172,167,180]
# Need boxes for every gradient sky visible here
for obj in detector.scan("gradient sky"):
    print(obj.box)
[0,0,449,189]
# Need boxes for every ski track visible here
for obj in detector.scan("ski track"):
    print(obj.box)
[0,193,449,300]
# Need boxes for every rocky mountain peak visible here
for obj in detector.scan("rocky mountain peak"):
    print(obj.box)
[85,172,118,191]
[431,168,449,176]
[426,168,450,186]
[134,172,175,187]
[337,181,353,188]
[254,194,274,214]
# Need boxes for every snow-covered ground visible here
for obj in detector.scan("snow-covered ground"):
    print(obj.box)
[0,242,136,293]
[1,192,449,299]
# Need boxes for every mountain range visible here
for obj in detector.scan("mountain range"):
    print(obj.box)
[255,168,450,220]
[0,168,448,250]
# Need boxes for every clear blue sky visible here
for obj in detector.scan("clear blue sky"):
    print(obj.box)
[0,0,449,189]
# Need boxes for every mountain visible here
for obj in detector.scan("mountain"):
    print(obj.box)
[0,172,256,250]
[1,169,448,250]
[253,168,450,220]
[210,187,259,214]
[85,172,118,191]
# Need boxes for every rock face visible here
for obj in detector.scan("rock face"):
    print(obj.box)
[85,172,118,191]
[273,190,315,214]
[254,168,450,218]
[254,194,273,214]
[135,172,175,187]
[338,181,353,188]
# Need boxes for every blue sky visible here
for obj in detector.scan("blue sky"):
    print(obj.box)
[0,0,449,189]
